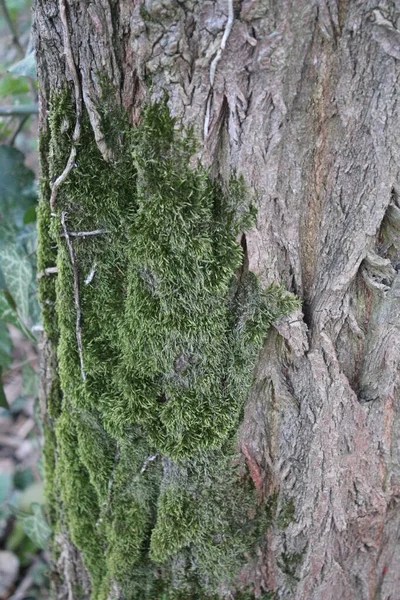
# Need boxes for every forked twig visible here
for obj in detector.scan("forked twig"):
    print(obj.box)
[61,212,86,381]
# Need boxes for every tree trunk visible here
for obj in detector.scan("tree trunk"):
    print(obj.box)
[34,1,400,599]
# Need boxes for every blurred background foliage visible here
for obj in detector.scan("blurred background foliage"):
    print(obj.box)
[0,1,50,598]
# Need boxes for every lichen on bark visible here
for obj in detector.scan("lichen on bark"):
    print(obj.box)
[38,91,299,599]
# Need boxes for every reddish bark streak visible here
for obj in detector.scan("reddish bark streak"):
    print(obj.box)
[241,442,264,500]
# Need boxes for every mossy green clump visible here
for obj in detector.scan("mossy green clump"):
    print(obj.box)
[37,126,57,342]
[38,90,299,599]
[149,444,272,596]
[276,498,295,529]
[277,550,304,583]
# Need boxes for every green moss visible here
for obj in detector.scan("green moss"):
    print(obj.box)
[40,90,299,598]
[276,498,295,529]
[277,550,304,583]
[56,409,106,588]
[42,423,58,527]
[37,142,58,341]
[104,433,161,583]
[139,6,155,22]
[72,582,85,600]
[149,443,273,596]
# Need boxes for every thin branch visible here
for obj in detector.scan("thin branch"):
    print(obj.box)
[44,266,58,275]
[203,93,212,140]
[7,356,38,371]
[204,0,234,138]
[140,454,158,474]
[8,558,41,600]
[0,0,37,101]
[209,0,234,87]
[50,0,82,210]
[37,266,58,280]
[60,229,108,238]
[9,114,29,146]
[0,0,24,58]
[61,211,86,381]
[0,105,38,116]
[84,263,96,285]
[0,434,20,449]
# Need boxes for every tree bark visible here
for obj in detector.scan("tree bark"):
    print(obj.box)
[34,1,400,599]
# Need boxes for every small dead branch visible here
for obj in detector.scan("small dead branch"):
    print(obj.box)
[9,116,29,147]
[0,0,24,58]
[204,0,234,138]
[8,556,41,600]
[37,266,58,280]
[60,229,108,238]
[0,105,38,116]
[209,0,234,87]
[61,212,86,381]
[140,454,158,474]
[84,263,96,285]
[0,434,20,449]
[50,0,82,210]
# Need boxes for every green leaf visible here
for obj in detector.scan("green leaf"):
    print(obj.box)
[0,291,35,342]
[0,244,32,321]
[13,468,35,491]
[0,322,11,369]
[17,482,44,512]
[8,396,26,414]
[0,145,37,228]
[22,363,37,397]
[33,397,43,436]
[36,456,44,481]
[30,560,48,586]
[23,205,36,224]
[5,0,32,23]
[5,519,27,551]
[0,472,13,506]
[8,52,36,79]
[0,290,20,327]
[0,74,29,98]
[8,503,51,549]
[6,0,32,11]
[0,371,8,409]
[2,289,17,311]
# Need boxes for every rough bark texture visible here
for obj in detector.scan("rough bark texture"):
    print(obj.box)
[34,1,400,599]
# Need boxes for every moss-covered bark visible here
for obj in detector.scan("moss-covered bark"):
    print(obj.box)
[34,1,400,598]
[37,91,298,599]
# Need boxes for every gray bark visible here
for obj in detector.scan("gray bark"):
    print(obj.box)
[34,0,400,598]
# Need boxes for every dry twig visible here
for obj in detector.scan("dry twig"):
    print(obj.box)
[50,0,82,210]
[8,558,40,600]
[140,454,158,474]
[61,212,86,381]
[204,0,234,138]
[60,229,108,238]
[0,0,24,58]
[37,266,58,280]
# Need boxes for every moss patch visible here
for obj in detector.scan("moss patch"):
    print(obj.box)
[38,91,299,598]
[276,498,295,529]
